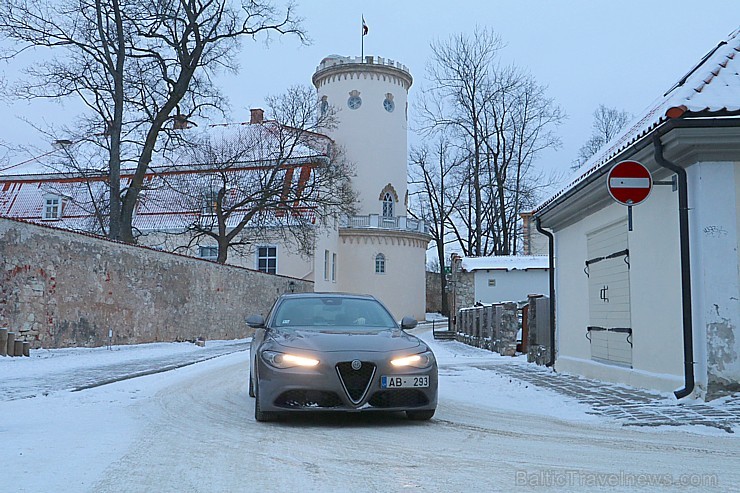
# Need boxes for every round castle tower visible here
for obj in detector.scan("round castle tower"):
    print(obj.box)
[312,55,411,217]
[312,55,429,320]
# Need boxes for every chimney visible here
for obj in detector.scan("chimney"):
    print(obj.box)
[173,114,189,130]
[250,108,264,124]
[52,139,74,150]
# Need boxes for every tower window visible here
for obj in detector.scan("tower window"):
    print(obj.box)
[382,192,394,218]
[375,253,386,274]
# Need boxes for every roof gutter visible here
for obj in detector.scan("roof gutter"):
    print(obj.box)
[535,117,740,219]
[535,216,556,367]
[533,115,735,397]
[652,133,695,399]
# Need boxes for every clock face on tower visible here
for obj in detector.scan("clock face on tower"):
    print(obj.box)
[383,98,395,112]
[347,95,362,110]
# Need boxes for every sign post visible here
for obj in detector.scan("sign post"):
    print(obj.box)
[607,160,653,231]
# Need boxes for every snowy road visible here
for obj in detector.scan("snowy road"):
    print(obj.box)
[4,334,739,492]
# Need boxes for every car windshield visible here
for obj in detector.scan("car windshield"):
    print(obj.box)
[272,297,397,328]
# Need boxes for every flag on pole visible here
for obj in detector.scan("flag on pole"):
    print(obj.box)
[362,16,368,36]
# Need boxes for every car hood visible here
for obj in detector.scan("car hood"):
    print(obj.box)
[267,327,422,353]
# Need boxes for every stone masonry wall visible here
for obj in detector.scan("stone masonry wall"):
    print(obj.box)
[0,218,313,348]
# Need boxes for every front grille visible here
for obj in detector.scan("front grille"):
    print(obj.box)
[274,390,343,409]
[336,361,376,404]
[368,390,429,408]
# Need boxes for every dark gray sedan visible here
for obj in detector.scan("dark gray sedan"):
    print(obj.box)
[247,293,438,422]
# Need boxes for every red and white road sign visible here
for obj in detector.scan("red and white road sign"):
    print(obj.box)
[607,160,652,206]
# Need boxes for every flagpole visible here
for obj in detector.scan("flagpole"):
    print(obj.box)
[361,15,364,61]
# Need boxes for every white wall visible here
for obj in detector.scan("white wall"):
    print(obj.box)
[472,269,548,304]
[314,59,410,217]
[312,221,341,292]
[338,230,427,321]
[554,190,685,393]
[688,161,740,391]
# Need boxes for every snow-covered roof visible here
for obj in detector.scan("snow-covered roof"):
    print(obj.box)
[0,121,329,233]
[461,255,549,272]
[0,120,332,177]
[535,27,740,215]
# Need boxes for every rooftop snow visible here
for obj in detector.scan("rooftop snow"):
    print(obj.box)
[535,27,740,215]
[461,255,549,272]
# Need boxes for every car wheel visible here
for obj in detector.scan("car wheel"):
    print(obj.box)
[254,384,277,422]
[248,372,255,398]
[406,409,435,421]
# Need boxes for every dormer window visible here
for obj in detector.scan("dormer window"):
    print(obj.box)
[202,190,218,215]
[43,195,62,220]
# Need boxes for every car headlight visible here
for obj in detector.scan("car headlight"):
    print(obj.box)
[390,350,434,369]
[262,350,319,369]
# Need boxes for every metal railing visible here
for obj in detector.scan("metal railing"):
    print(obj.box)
[340,214,428,234]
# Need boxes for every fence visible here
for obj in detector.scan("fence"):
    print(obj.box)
[456,302,519,356]
[455,294,552,364]
[526,295,551,366]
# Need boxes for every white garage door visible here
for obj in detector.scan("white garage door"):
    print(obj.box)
[586,220,632,367]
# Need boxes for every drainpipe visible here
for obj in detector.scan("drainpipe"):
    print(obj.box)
[535,217,556,367]
[652,133,695,399]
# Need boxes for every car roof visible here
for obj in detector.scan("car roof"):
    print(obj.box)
[277,292,377,300]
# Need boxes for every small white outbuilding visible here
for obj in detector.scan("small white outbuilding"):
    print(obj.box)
[533,28,740,399]
[459,256,549,305]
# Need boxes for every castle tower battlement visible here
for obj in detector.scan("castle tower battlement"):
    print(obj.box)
[312,55,411,218]
[312,54,428,320]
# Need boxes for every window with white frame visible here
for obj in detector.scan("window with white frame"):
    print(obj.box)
[332,253,337,282]
[375,253,386,274]
[257,246,277,274]
[199,246,219,260]
[324,250,330,280]
[43,195,62,220]
[202,190,218,214]
[382,192,394,218]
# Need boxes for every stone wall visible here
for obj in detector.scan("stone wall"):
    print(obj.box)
[456,302,519,356]
[454,271,475,316]
[425,271,446,314]
[0,218,312,348]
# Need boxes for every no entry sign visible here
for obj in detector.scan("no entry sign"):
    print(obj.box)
[607,160,652,206]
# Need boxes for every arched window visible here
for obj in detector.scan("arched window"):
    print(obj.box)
[382,192,394,218]
[375,253,386,274]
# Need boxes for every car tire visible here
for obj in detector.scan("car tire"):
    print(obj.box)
[406,409,435,421]
[254,384,277,422]
[248,373,255,398]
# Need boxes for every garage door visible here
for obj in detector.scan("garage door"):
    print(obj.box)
[586,220,632,368]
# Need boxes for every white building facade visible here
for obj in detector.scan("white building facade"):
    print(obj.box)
[533,30,740,399]
[312,55,429,320]
[459,256,549,305]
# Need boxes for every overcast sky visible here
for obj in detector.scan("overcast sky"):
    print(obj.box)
[0,0,737,183]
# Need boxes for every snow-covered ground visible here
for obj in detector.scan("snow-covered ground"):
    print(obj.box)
[1,330,737,492]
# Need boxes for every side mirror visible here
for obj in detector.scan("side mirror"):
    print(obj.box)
[246,315,265,329]
[400,316,418,330]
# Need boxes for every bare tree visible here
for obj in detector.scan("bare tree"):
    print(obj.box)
[0,0,305,242]
[572,104,632,170]
[409,135,464,316]
[158,85,357,264]
[418,27,563,257]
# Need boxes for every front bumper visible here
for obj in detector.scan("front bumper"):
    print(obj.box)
[255,351,438,413]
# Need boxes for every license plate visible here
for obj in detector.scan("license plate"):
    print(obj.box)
[381,375,429,388]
